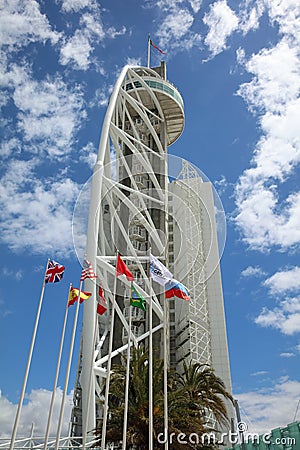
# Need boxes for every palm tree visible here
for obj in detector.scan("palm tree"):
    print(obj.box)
[175,361,233,427]
[94,347,233,449]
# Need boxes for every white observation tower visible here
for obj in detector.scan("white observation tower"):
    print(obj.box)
[71,61,233,444]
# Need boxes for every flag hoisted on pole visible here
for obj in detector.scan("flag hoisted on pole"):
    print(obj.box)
[148,249,154,450]
[45,260,65,283]
[68,286,92,307]
[130,283,146,311]
[97,284,107,315]
[82,287,103,450]
[116,252,134,280]
[101,252,132,450]
[147,35,166,68]
[165,279,190,301]
[54,278,86,450]
[122,296,132,450]
[149,253,171,450]
[43,284,72,450]
[10,258,64,450]
[150,253,172,286]
[80,258,97,281]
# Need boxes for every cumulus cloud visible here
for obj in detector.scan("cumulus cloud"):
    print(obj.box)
[61,0,94,13]
[0,64,86,157]
[154,1,202,51]
[0,0,60,48]
[59,31,94,70]
[234,3,300,251]
[235,49,300,250]
[241,266,267,278]
[59,7,126,70]
[0,138,21,159]
[79,142,97,168]
[238,41,300,115]
[264,267,300,294]
[0,159,81,255]
[158,7,195,47]
[237,377,300,434]
[255,296,300,335]
[203,0,239,57]
[0,388,72,438]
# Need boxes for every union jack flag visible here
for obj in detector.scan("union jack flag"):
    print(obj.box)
[45,260,65,283]
[80,259,97,281]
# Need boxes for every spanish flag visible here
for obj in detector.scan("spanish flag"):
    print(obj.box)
[68,287,92,307]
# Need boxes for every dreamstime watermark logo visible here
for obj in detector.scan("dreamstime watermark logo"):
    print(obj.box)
[72,153,226,295]
[157,422,297,446]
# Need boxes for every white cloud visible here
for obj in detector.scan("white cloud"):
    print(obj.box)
[90,84,114,108]
[59,6,126,70]
[237,377,300,434]
[126,57,142,67]
[106,26,127,39]
[255,296,300,335]
[0,0,60,48]
[59,31,93,70]
[238,40,300,115]
[203,0,239,57]
[61,0,94,13]
[234,5,300,252]
[3,65,86,157]
[250,370,268,377]
[0,267,23,280]
[189,0,202,14]
[241,266,267,278]
[264,267,300,294]
[0,159,81,255]
[0,388,72,438]
[158,7,194,47]
[80,13,105,40]
[280,352,295,357]
[239,6,260,35]
[79,142,97,168]
[0,138,21,158]
[152,0,202,52]
[267,0,300,41]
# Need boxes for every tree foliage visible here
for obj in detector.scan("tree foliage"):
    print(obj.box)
[94,346,233,449]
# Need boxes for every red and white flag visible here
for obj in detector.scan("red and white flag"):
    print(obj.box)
[97,285,107,315]
[80,259,97,281]
[116,253,134,281]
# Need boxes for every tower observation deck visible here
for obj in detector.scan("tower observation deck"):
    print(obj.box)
[70,62,233,445]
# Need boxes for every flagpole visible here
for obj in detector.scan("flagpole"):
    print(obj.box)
[9,259,49,450]
[82,297,99,449]
[149,249,153,450]
[43,284,71,450]
[54,280,83,450]
[122,302,132,450]
[101,271,117,450]
[147,34,151,68]
[163,293,169,450]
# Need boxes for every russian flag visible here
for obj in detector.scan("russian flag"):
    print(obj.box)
[165,279,190,301]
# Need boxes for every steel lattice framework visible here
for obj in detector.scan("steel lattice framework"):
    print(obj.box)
[73,64,185,442]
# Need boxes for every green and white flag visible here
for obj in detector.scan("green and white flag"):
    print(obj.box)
[130,283,146,311]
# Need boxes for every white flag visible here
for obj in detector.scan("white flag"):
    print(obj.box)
[150,253,173,286]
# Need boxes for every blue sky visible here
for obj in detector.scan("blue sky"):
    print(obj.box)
[1,0,300,438]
